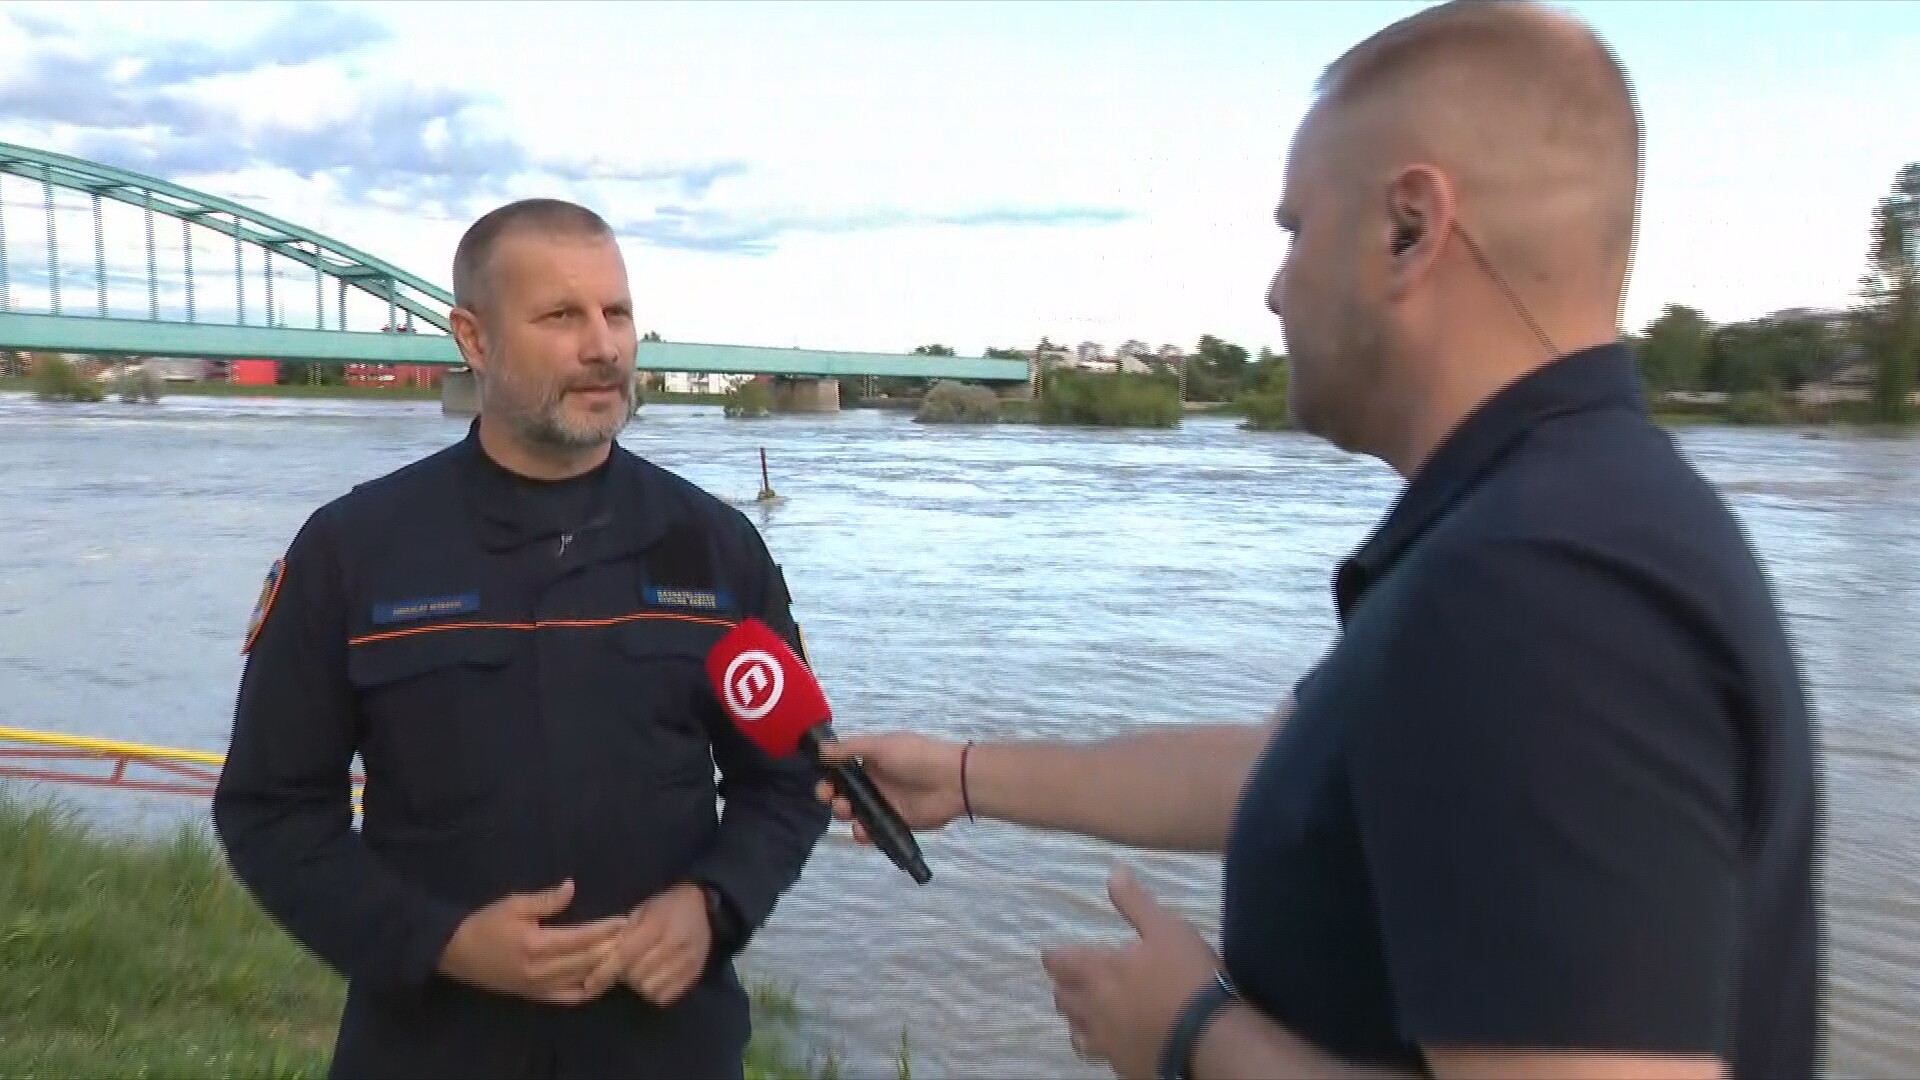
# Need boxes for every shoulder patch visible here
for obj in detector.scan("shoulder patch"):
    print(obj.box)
[243,557,286,655]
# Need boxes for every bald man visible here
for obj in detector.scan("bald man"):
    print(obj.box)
[817,3,1822,1079]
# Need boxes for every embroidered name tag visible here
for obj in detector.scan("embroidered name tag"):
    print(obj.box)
[372,593,481,625]
[645,585,732,612]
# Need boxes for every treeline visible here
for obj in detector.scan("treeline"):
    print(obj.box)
[1633,162,1917,425]
[832,158,1920,432]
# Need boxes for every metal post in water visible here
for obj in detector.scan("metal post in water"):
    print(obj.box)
[758,447,777,502]
[92,191,106,317]
[42,163,58,316]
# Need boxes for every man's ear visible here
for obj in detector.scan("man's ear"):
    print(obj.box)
[1384,165,1452,285]
[449,306,488,379]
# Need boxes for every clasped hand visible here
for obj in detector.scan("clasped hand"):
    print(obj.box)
[438,878,712,1007]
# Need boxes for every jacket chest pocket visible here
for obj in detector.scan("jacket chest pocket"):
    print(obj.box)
[612,618,730,786]
[348,628,518,825]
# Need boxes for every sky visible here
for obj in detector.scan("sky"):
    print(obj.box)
[0,0,1915,357]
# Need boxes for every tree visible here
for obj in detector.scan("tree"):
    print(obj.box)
[1193,334,1249,385]
[1705,321,1782,395]
[1246,347,1286,395]
[724,377,773,418]
[1237,356,1293,431]
[912,344,955,356]
[1859,162,1920,423]
[1634,305,1713,394]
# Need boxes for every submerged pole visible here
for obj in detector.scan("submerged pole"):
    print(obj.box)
[757,447,777,502]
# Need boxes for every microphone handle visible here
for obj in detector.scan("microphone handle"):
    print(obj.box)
[800,729,932,885]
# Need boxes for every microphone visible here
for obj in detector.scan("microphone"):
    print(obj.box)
[705,617,933,885]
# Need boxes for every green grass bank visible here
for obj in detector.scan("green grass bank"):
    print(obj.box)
[0,790,848,1080]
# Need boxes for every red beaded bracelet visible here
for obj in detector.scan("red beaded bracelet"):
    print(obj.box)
[961,739,976,823]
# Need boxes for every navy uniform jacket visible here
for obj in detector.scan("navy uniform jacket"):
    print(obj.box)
[212,424,830,1080]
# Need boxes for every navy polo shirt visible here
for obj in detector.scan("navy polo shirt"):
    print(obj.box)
[1219,343,1822,1079]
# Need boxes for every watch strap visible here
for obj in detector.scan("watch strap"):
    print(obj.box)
[1157,970,1238,1080]
[696,882,744,957]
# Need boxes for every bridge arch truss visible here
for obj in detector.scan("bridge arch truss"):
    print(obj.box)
[0,140,454,342]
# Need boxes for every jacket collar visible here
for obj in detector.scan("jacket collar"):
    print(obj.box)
[457,420,668,560]
[1333,341,1644,621]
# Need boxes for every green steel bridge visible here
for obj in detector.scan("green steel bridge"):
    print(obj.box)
[0,140,1032,389]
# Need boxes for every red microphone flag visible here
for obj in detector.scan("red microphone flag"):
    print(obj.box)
[704,617,832,761]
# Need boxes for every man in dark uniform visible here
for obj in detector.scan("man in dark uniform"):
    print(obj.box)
[817,3,1822,1080]
[213,198,830,1080]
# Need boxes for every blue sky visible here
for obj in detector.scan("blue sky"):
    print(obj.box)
[0,0,1914,356]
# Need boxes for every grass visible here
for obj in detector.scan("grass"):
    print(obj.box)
[0,789,846,1080]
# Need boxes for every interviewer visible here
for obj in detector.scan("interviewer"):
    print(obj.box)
[819,3,1822,1079]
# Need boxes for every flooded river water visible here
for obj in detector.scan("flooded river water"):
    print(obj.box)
[0,392,1913,1078]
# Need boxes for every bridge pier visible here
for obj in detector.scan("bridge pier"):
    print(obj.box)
[770,376,840,413]
[441,368,480,416]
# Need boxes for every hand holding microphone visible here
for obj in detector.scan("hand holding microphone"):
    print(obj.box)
[705,618,933,885]
[811,733,971,841]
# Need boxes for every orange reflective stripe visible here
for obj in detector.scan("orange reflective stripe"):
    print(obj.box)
[347,611,735,647]
[348,620,533,646]
[537,612,735,631]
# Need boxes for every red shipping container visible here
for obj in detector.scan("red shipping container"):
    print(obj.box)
[230,359,278,385]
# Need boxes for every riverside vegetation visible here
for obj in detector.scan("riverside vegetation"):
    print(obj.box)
[1036,368,1182,428]
[907,371,1181,428]
[25,354,166,404]
[913,380,1002,424]
[724,377,775,418]
[0,789,866,1080]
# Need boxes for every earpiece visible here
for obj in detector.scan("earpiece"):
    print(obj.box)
[1391,217,1421,257]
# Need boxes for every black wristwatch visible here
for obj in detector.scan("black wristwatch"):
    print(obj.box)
[697,882,743,957]
[1157,970,1239,1080]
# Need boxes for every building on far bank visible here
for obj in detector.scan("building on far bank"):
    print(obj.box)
[344,363,444,389]
[141,357,222,382]
[230,359,279,386]
[657,371,753,395]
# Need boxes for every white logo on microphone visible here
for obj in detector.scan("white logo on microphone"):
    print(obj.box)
[723,649,785,722]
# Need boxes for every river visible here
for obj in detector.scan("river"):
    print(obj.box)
[0,391,1913,1079]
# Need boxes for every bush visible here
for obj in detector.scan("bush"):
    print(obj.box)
[1038,369,1181,428]
[114,367,164,404]
[725,378,774,418]
[997,397,1038,424]
[32,355,104,403]
[914,381,1001,424]
[1236,364,1293,431]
